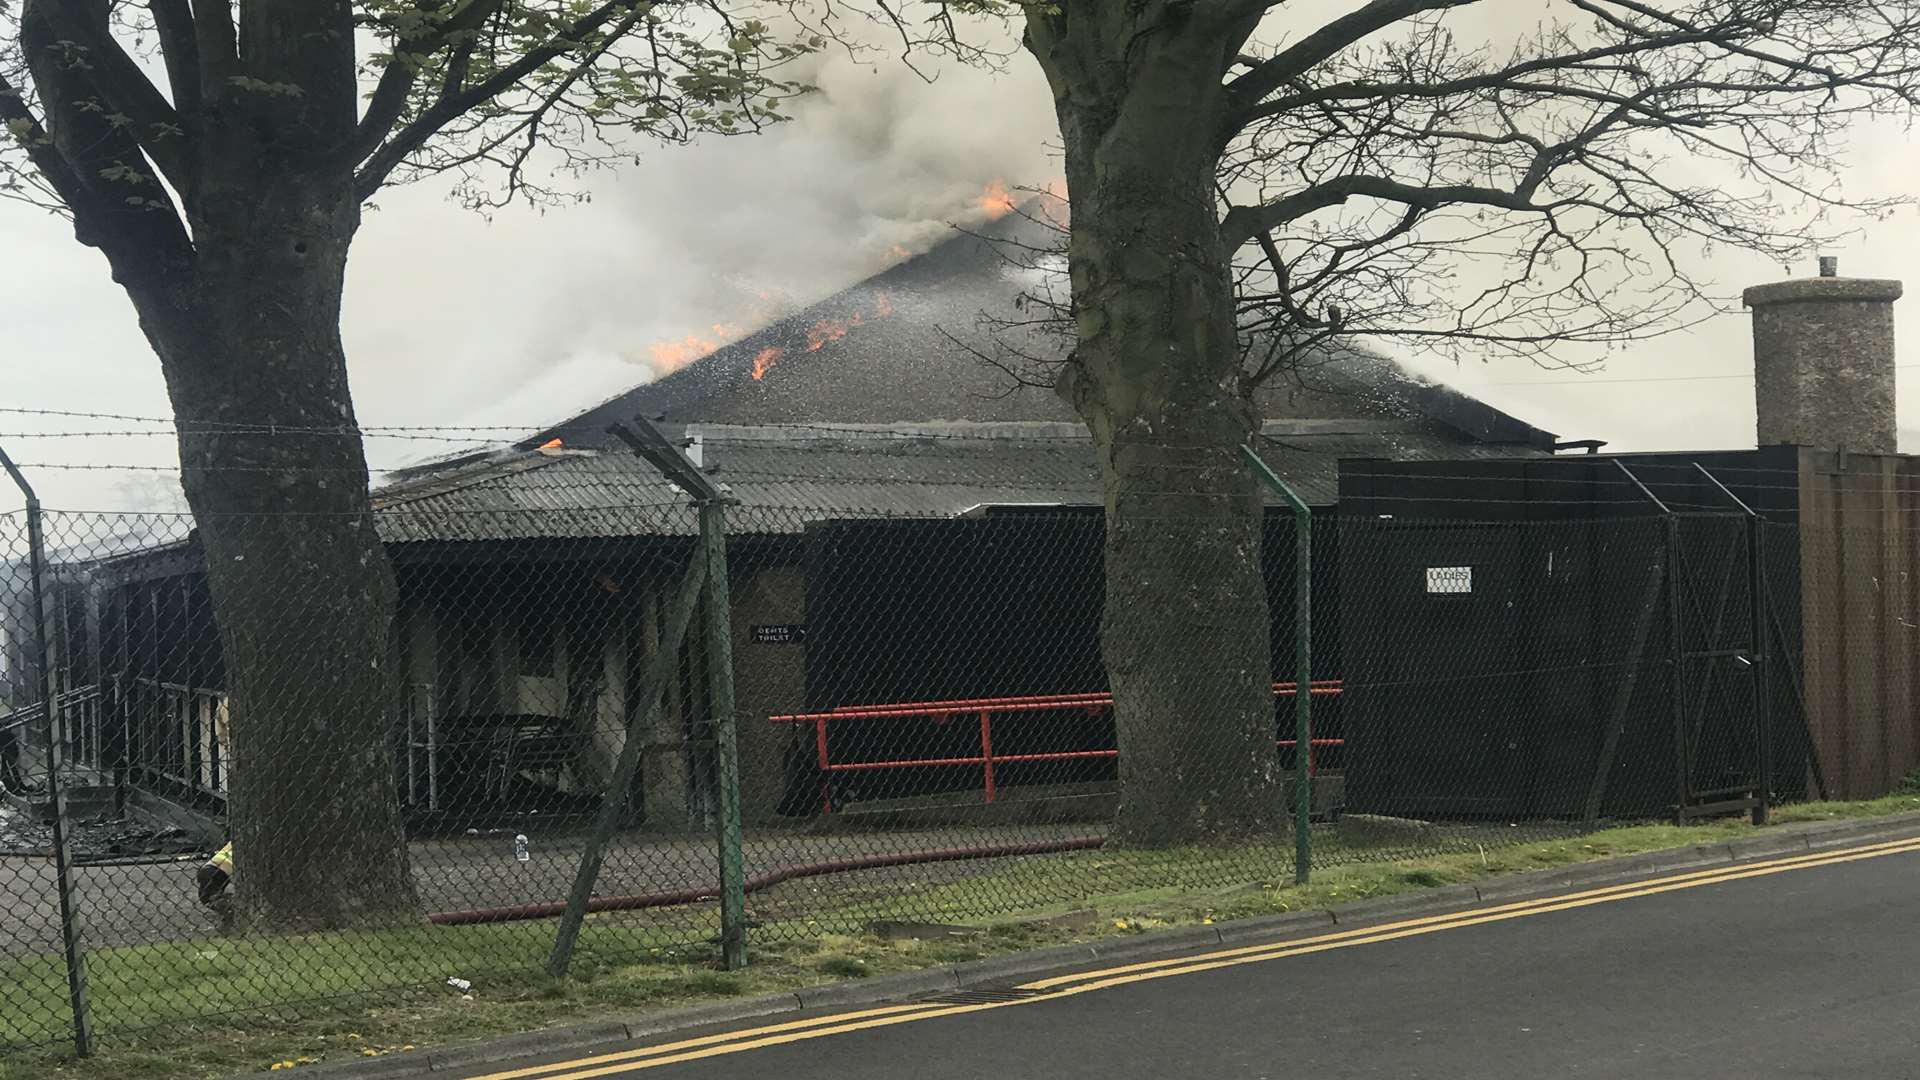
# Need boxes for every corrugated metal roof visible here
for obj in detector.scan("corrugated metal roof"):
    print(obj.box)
[368,422,1548,544]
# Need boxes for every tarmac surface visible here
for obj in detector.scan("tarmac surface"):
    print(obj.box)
[452,838,1920,1079]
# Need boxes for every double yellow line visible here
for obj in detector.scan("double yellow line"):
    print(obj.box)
[472,836,1920,1080]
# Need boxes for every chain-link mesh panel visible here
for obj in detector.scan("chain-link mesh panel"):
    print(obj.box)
[3,437,1916,1053]
[0,511,85,1050]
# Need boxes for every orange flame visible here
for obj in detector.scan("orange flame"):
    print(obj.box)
[799,292,898,353]
[644,323,742,375]
[888,244,912,261]
[978,179,1017,219]
[751,346,784,381]
[649,292,895,381]
[807,318,853,352]
[647,335,716,372]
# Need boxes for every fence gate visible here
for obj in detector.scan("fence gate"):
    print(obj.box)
[1666,503,1771,823]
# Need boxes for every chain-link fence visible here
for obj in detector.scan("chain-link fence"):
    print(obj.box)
[2,431,1913,1054]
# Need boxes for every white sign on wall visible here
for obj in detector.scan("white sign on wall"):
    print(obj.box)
[1426,566,1473,594]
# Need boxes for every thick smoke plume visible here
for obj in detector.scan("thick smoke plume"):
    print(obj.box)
[350,33,1058,441]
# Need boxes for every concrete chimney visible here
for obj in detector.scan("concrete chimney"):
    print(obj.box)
[1744,262,1902,454]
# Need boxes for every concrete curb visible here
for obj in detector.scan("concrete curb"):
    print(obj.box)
[949,941,1102,984]
[252,810,1920,1078]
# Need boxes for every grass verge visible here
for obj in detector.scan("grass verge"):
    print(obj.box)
[1,805,1913,1080]
[1770,791,1920,822]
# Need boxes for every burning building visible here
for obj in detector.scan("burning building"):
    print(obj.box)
[22,206,1565,835]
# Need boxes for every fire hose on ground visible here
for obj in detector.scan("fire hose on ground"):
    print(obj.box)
[426,835,1107,926]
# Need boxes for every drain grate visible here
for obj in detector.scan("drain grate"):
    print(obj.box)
[922,987,1049,1006]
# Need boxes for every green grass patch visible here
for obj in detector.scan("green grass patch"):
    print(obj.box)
[815,953,872,979]
[1771,792,1920,822]
[3,802,1916,1080]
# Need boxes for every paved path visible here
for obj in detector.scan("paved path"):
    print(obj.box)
[457,838,1920,1079]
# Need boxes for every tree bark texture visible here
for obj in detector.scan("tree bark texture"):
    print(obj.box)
[1026,8,1282,846]
[154,218,415,929]
[132,180,416,928]
[21,0,417,927]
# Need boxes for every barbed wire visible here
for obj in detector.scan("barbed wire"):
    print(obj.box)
[1481,363,1920,386]
[36,496,1920,521]
[3,457,1857,482]
[0,407,1579,447]
[3,457,1855,488]
[0,407,555,434]
[8,466,1917,505]
[0,413,1495,448]
[8,365,1917,431]
[0,430,513,444]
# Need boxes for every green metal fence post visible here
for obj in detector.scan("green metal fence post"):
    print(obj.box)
[1243,445,1312,885]
[1,444,93,1055]
[700,499,749,970]
[605,419,747,970]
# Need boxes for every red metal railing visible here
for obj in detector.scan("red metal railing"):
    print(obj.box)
[769,681,1344,813]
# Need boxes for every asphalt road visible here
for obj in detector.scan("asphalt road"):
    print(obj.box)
[461,841,1920,1080]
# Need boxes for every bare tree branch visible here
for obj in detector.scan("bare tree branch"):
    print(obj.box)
[1210,0,1920,372]
[9,2,194,274]
[148,0,202,121]
[0,68,95,216]
[1225,0,1475,118]
[343,0,510,168]
[28,0,192,192]
[1223,173,1546,248]
[355,0,655,197]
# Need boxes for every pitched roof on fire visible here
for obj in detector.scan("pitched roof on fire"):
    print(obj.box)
[513,206,1560,453]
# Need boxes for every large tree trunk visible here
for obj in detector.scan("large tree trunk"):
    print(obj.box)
[1027,8,1281,846]
[125,173,417,929]
[18,0,413,926]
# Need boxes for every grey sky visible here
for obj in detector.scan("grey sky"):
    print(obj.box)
[2,12,1915,514]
